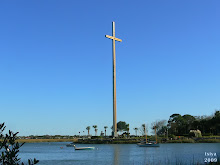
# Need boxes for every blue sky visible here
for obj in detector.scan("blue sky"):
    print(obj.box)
[0,0,220,136]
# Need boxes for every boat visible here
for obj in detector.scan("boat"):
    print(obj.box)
[137,124,160,147]
[66,142,75,147]
[73,145,95,150]
[137,142,160,147]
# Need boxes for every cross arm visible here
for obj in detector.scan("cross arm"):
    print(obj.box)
[105,35,122,42]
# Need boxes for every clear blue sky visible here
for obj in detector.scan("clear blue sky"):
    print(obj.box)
[0,0,220,136]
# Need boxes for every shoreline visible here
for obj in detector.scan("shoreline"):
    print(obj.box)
[15,138,220,144]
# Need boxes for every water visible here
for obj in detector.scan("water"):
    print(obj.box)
[18,142,220,165]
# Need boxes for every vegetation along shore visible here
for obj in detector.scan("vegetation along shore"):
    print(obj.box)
[15,110,220,144]
[15,136,220,144]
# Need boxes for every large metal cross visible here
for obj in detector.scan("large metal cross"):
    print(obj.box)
[105,21,122,138]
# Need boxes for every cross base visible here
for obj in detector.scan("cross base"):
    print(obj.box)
[112,131,118,138]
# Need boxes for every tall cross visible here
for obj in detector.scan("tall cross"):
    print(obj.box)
[105,21,122,138]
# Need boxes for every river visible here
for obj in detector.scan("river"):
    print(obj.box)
[19,142,220,165]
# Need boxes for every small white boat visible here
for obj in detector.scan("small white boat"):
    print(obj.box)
[73,145,95,150]
[137,142,160,147]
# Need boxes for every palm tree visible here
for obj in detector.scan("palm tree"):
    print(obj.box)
[93,125,98,136]
[141,124,146,136]
[95,128,98,136]
[134,127,138,136]
[86,126,90,136]
[104,126,108,136]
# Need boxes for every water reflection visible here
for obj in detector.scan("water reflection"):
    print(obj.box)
[112,144,120,165]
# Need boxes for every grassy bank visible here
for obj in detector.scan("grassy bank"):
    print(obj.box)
[13,137,220,144]
[196,139,220,143]
[166,138,220,143]
[15,139,77,143]
[166,139,195,143]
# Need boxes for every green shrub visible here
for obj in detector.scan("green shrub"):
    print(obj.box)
[188,132,195,138]
[197,139,220,143]
[182,134,189,137]
[169,134,176,139]
[203,133,213,136]
[0,123,39,165]
[167,139,195,143]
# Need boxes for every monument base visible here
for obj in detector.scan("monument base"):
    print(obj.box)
[112,131,118,138]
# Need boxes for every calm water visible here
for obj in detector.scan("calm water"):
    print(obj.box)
[18,142,220,165]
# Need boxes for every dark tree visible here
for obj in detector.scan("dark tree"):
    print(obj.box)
[182,114,196,134]
[116,121,129,133]
[168,114,183,135]
[211,110,220,135]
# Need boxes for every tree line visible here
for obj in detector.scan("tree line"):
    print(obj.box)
[144,110,220,137]
[85,110,220,137]
[165,110,220,136]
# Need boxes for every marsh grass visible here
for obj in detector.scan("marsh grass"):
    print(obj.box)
[167,139,195,143]
[196,139,220,143]
[15,139,77,143]
[13,138,220,144]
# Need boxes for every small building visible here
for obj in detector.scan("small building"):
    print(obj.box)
[189,129,202,137]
